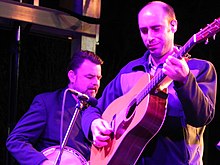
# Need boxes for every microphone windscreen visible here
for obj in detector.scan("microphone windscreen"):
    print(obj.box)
[88,96,98,107]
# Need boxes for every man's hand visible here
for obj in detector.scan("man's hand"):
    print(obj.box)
[91,118,113,148]
[162,47,189,83]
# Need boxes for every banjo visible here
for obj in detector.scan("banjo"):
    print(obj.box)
[41,145,88,165]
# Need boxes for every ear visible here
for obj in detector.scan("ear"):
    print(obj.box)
[68,70,76,84]
[170,20,177,33]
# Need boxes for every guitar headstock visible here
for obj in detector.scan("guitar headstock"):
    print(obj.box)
[195,17,220,44]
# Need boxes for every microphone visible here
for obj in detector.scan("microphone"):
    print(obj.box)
[68,88,98,107]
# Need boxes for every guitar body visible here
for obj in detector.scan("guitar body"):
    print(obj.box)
[89,73,168,165]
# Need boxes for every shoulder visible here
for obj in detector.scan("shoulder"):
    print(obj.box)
[188,58,216,70]
[33,88,65,102]
[188,58,217,80]
[120,56,148,73]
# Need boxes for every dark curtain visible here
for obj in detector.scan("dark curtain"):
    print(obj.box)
[0,27,71,165]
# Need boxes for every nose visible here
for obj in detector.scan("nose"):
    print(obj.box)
[92,77,100,87]
[141,30,153,44]
[147,30,154,41]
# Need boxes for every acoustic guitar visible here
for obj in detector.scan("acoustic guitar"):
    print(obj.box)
[89,17,220,165]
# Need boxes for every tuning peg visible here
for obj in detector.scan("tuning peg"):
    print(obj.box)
[213,34,216,40]
[205,38,209,44]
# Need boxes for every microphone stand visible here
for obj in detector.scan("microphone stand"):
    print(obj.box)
[53,98,88,165]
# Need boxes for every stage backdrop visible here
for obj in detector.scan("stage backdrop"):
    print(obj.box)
[1,0,220,165]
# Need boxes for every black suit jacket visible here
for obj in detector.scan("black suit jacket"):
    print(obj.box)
[6,88,91,165]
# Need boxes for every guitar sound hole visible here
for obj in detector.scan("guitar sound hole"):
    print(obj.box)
[115,100,137,139]
[126,101,137,119]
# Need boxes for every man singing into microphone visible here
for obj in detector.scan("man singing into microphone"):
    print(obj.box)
[6,50,103,165]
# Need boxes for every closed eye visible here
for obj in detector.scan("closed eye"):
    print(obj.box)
[86,74,102,80]
[140,27,148,34]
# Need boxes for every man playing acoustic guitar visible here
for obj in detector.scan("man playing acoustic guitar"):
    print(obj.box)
[82,1,218,165]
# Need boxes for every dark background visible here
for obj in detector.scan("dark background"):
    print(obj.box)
[1,0,220,164]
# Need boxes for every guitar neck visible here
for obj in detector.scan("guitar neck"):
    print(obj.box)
[177,35,196,58]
